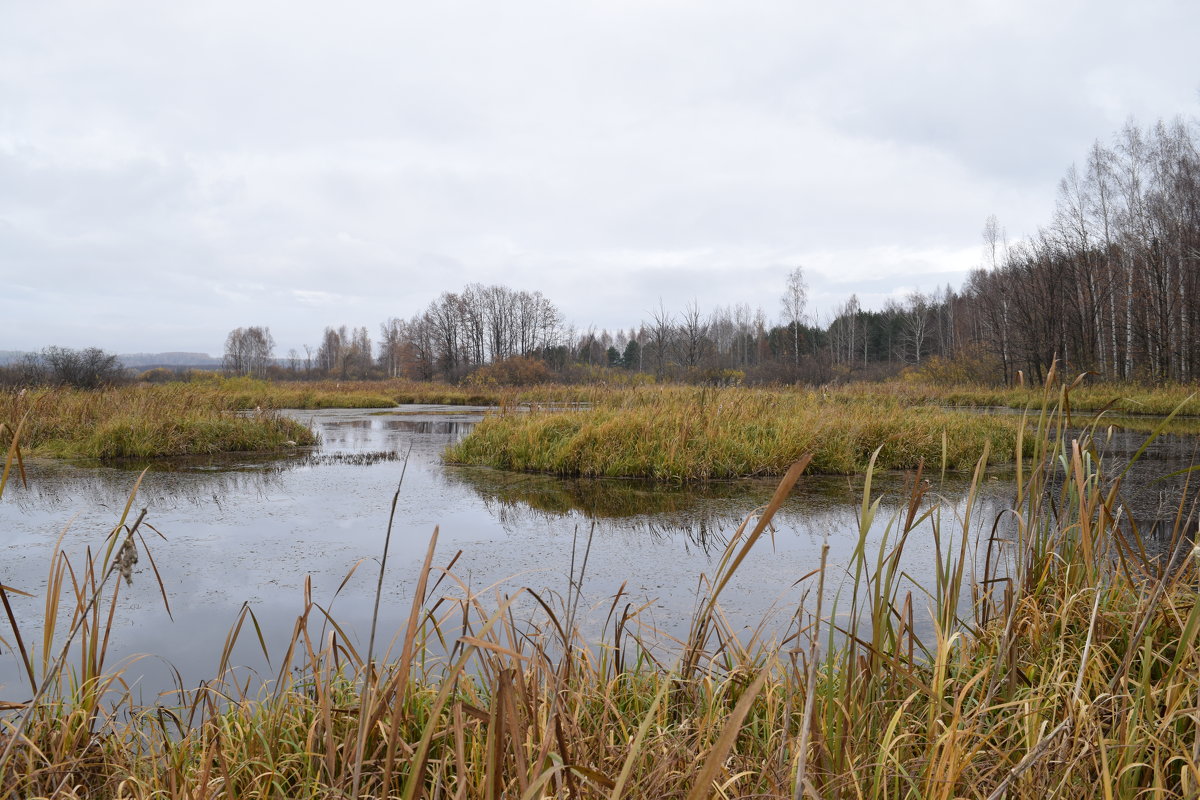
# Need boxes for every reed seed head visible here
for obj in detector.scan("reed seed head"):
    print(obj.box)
[115,535,138,585]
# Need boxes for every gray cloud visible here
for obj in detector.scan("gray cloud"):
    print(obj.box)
[2,0,1197,353]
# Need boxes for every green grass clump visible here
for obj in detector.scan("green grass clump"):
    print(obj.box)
[446,386,1022,479]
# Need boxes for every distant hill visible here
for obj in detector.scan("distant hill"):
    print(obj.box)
[118,352,221,369]
[0,350,222,369]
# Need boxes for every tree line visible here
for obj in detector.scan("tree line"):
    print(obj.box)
[233,269,962,385]
[230,108,1200,389]
[961,117,1200,383]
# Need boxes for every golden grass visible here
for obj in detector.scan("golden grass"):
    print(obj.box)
[0,385,316,459]
[874,377,1200,417]
[5,373,1191,469]
[446,385,1024,479]
[137,372,1200,417]
[3,376,1199,797]
[0,376,598,459]
[192,376,512,409]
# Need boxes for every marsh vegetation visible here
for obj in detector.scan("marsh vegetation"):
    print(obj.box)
[0,384,315,460]
[2,380,1200,798]
[445,385,1023,479]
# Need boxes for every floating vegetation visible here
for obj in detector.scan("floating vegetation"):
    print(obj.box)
[294,449,408,467]
[369,408,490,417]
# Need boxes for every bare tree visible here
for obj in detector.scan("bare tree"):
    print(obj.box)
[346,326,373,378]
[646,300,675,379]
[378,318,407,378]
[981,215,1012,382]
[316,326,348,376]
[956,116,1200,384]
[26,346,128,388]
[781,266,808,366]
[223,326,275,378]
[675,299,711,369]
[899,292,931,364]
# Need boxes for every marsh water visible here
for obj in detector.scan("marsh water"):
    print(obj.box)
[1,406,1196,699]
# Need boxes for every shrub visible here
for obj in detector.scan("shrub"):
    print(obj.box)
[466,356,554,386]
[137,367,182,384]
[13,346,130,389]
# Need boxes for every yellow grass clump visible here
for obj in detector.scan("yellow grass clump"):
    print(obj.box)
[447,385,1023,479]
[0,384,316,459]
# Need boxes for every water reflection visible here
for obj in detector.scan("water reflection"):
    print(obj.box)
[1091,429,1200,566]
[448,470,762,517]
[3,407,478,514]
[7,458,291,512]
[444,470,763,553]
[6,451,412,513]
[383,419,475,436]
[1090,413,1200,437]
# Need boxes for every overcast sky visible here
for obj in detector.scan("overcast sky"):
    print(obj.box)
[2,1,1198,356]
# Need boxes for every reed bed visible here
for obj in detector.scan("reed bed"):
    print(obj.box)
[4,374,1189,467]
[162,376,715,411]
[446,385,1023,479]
[873,379,1200,417]
[145,373,1200,419]
[3,377,1199,798]
[200,374,1200,420]
[0,385,316,459]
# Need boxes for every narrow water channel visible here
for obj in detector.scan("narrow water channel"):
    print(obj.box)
[0,406,1194,699]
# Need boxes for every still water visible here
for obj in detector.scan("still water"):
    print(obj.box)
[0,406,1193,698]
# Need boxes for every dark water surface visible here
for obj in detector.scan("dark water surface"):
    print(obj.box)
[0,406,1195,699]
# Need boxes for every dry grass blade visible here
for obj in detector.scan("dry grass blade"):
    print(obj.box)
[352,449,412,799]
[684,666,770,800]
[400,591,526,800]
[0,483,150,779]
[379,527,441,793]
[0,582,37,693]
[794,540,829,800]
[134,523,173,621]
[608,675,671,800]
[215,601,273,684]
[985,718,1074,800]
[685,456,810,674]
[0,413,29,498]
